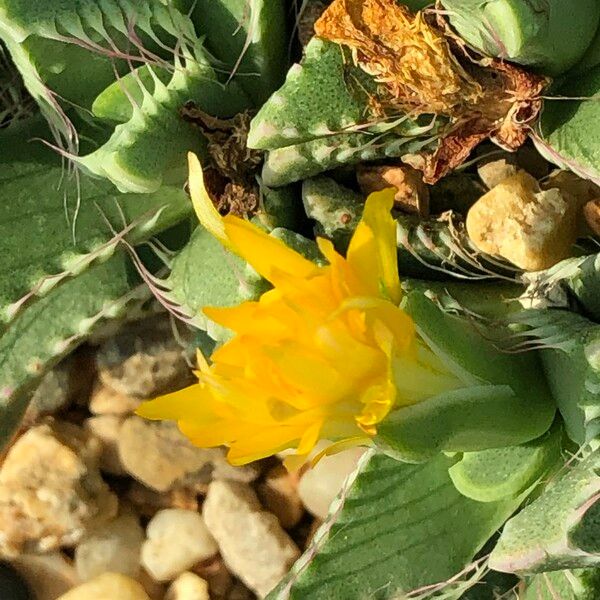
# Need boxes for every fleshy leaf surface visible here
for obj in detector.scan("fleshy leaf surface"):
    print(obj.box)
[0,138,192,325]
[441,0,600,76]
[269,451,525,600]
[188,0,288,105]
[164,226,266,341]
[537,66,600,185]
[248,38,372,150]
[376,293,555,461]
[78,44,250,193]
[522,569,600,600]
[490,449,600,573]
[0,252,146,449]
[449,426,562,502]
[515,309,600,446]
[262,130,436,187]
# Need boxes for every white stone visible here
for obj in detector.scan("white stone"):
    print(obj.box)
[298,447,366,519]
[75,511,144,581]
[84,415,125,475]
[89,384,141,416]
[118,417,214,492]
[203,480,300,597]
[141,509,218,582]
[466,172,578,271]
[165,572,210,600]
[57,573,150,600]
[0,421,118,557]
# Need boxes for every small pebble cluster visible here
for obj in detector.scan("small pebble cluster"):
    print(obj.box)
[0,318,364,600]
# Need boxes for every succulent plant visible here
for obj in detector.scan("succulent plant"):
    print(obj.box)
[2,0,600,598]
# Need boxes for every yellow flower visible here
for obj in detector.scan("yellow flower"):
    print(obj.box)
[137,154,461,468]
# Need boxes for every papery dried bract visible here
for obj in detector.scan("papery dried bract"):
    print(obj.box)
[314,0,548,183]
[314,0,482,116]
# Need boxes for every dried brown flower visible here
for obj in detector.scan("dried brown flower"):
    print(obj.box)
[315,0,483,116]
[315,0,548,182]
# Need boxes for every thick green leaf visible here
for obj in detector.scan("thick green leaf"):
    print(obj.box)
[164,226,265,341]
[302,176,364,251]
[572,20,600,76]
[537,66,600,185]
[78,44,250,193]
[0,252,146,448]
[441,0,600,76]
[249,36,442,184]
[490,449,600,573]
[301,176,514,280]
[187,0,288,106]
[0,148,192,325]
[261,132,436,187]
[255,185,306,232]
[248,38,372,151]
[521,569,600,600]
[394,214,517,281]
[405,294,547,391]
[376,294,555,462]
[401,280,523,321]
[269,452,524,600]
[515,309,600,446]
[0,34,119,147]
[92,66,172,123]
[524,253,600,323]
[0,0,200,147]
[1,0,253,192]
[7,36,118,111]
[0,0,192,42]
[449,426,562,502]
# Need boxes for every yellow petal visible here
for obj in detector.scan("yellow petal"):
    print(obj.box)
[204,302,260,331]
[283,452,311,472]
[178,419,233,448]
[314,321,384,380]
[223,216,316,283]
[196,349,210,374]
[189,153,317,285]
[296,420,323,455]
[317,237,366,298]
[177,415,273,449]
[203,294,296,340]
[136,383,208,421]
[309,436,371,467]
[265,343,344,401]
[316,237,337,262]
[226,427,304,465]
[187,153,230,247]
[336,296,415,352]
[347,189,401,304]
